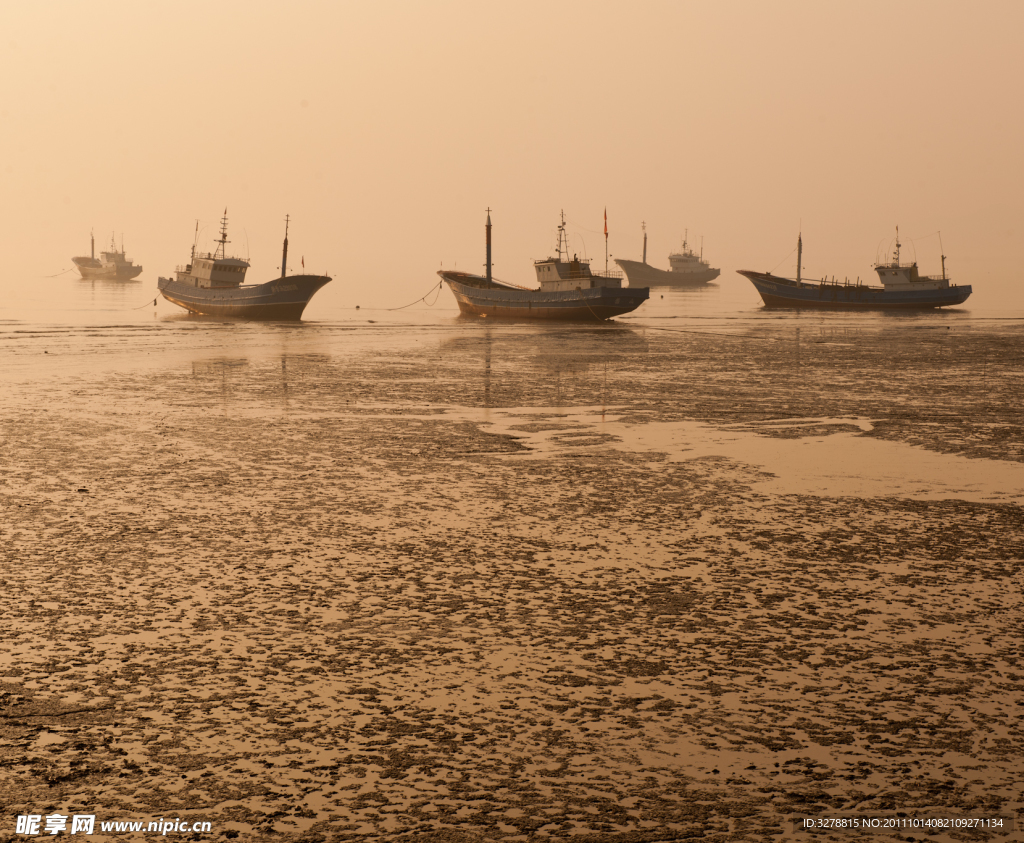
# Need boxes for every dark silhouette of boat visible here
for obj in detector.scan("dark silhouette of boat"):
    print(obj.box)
[157,211,330,320]
[439,210,648,321]
[72,231,143,280]
[739,229,971,310]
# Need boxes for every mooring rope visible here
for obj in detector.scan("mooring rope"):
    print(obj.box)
[385,280,444,311]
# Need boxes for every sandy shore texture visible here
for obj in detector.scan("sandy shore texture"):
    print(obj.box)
[2,320,1022,842]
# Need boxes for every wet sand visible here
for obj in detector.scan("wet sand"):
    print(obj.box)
[2,319,1022,841]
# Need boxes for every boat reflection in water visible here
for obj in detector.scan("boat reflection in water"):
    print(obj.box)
[438,321,648,409]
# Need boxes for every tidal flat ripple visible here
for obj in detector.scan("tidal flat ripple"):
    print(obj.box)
[1,319,1022,842]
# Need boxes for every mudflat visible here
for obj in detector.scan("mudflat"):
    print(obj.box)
[2,320,1022,841]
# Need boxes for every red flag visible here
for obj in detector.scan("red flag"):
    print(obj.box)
[604,208,608,238]
[301,256,305,268]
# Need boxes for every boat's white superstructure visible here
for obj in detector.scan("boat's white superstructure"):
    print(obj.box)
[667,231,716,277]
[533,212,624,291]
[873,227,953,291]
[174,212,250,290]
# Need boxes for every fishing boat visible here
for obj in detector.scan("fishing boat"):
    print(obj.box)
[615,225,720,286]
[738,230,971,310]
[439,210,648,320]
[157,211,331,320]
[72,231,143,280]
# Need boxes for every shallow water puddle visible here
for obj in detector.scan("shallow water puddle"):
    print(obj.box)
[457,408,1024,505]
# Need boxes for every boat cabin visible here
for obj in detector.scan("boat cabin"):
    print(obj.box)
[177,256,249,289]
[668,251,704,273]
[175,211,250,288]
[873,232,950,290]
[533,211,623,291]
[667,233,708,274]
[534,256,622,291]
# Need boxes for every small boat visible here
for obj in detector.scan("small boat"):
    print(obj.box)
[157,211,330,320]
[72,231,143,280]
[439,210,649,321]
[615,225,720,286]
[738,230,972,310]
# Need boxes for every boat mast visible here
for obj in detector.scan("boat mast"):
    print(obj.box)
[485,208,492,284]
[191,220,198,263]
[557,210,567,261]
[604,207,608,274]
[894,225,900,265]
[281,214,290,277]
[796,232,802,284]
[939,231,946,280]
[642,221,647,265]
[90,229,94,261]
[215,209,230,260]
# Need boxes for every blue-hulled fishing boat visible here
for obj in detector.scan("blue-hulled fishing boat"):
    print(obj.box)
[739,230,971,310]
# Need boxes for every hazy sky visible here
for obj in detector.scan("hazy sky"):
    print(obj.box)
[2,0,1021,309]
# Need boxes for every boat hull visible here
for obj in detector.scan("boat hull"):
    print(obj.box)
[158,274,331,320]
[439,271,648,321]
[615,259,719,287]
[738,270,972,310]
[73,258,143,280]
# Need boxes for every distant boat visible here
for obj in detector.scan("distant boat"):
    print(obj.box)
[72,231,143,280]
[616,225,720,286]
[157,211,330,320]
[738,230,972,310]
[439,210,649,321]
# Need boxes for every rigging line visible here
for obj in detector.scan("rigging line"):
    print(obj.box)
[770,245,798,275]
[565,219,605,236]
[131,295,159,310]
[44,268,76,277]
[384,280,445,311]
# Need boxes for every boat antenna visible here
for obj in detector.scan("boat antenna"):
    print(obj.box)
[215,208,230,260]
[796,230,802,284]
[939,231,946,280]
[281,214,290,277]
[642,221,647,265]
[604,207,608,274]
[485,208,492,284]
